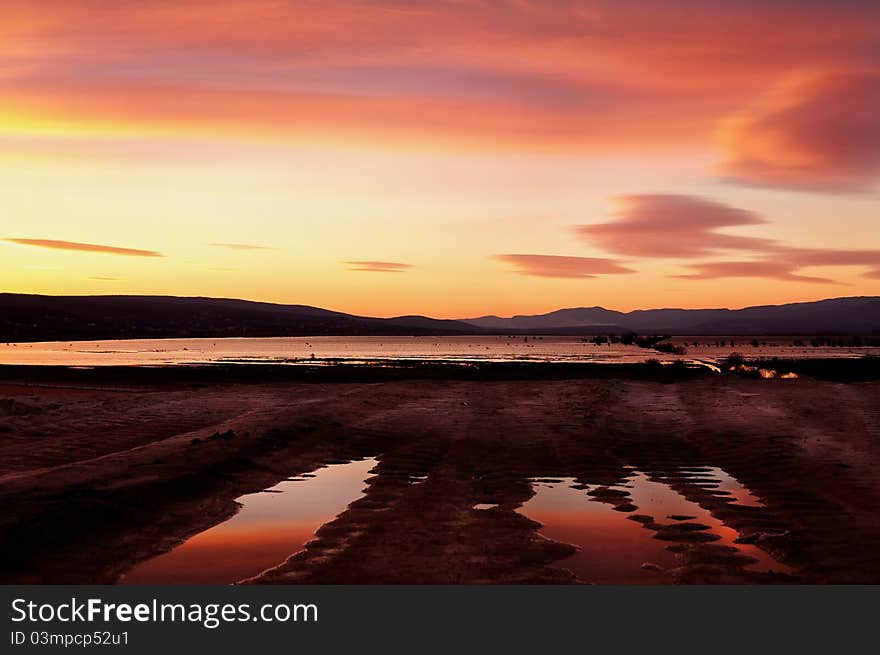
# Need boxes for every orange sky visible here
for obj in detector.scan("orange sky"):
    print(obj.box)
[2,0,879,318]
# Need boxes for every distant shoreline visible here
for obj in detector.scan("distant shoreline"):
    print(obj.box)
[1,355,878,385]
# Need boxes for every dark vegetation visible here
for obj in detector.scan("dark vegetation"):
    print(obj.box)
[583,333,687,355]
[0,360,714,387]
[653,342,688,356]
[792,336,880,348]
[3,355,877,387]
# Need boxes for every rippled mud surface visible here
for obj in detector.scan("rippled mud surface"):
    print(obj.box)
[1,373,879,583]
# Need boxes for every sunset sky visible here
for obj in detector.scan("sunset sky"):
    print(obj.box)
[2,0,879,318]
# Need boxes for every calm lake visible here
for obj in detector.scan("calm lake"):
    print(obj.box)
[0,335,877,367]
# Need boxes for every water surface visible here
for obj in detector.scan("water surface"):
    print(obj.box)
[122,458,376,584]
[520,468,789,584]
[2,335,875,367]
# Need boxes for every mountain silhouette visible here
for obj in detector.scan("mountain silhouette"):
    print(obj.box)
[464,297,880,334]
[2,294,879,342]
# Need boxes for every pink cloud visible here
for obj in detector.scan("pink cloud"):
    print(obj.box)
[570,193,880,283]
[5,2,878,153]
[716,72,880,192]
[574,194,775,258]
[787,248,880,268]
[493,254,635,278]
[672,260,838,284]
[674,248,880,284]
[786,248,880,280]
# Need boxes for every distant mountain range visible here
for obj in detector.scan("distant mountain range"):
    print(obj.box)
[0,294,473,342]
[463,296,880,335]
[1,294,879,342]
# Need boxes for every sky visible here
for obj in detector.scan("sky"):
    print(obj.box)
[2,0,879,318]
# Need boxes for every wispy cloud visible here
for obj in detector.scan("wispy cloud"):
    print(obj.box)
[788,248,880,268]
[672,261,839,284]
[88,276,121,281]
[209,243,273,250]
[493,254,636,278]
[5,2,877,152]
[787,248,880,280]
[345,261,412,273]
[5,238,163,257]
[716,72,880,192]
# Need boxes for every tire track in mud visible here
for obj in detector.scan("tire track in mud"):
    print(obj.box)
[256,382,585,584]
[3,377,879,583]
[609,379,880,583]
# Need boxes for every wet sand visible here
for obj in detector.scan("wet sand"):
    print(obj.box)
[1,364,879,584]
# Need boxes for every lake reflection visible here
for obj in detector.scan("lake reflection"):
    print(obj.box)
[3,335,876,367]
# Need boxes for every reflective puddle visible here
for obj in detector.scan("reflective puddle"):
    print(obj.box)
[701,467,764,507]
[520,467,789,584]
[121,458,376,584]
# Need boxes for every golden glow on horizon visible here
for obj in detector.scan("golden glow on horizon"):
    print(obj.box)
[2,1,879,317]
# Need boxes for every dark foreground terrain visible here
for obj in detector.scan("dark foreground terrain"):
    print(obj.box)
[1,363,879,584]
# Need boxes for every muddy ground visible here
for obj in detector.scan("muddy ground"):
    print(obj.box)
[1,366,878,584]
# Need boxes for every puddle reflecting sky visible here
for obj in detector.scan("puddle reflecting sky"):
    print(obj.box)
[122,458,376,584]
[522,477,677,584]
[520,468,788,584]
[701,467,764,507]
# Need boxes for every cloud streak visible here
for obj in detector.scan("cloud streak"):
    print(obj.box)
[209,243,272,250]
[3,2,878,152]
[345,261,412,273]
[716,72,880,192]
[0,80,715,152]
[672,261,838,284]
[493,254,635,278]
[5,238,163,257]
